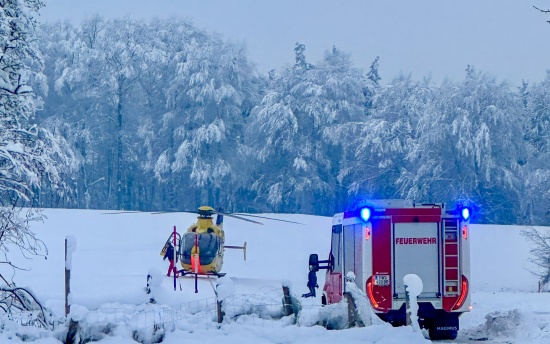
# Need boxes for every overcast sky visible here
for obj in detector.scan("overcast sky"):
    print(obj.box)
[40,0,550,86]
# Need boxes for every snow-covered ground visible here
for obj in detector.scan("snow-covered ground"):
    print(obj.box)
[2,209,550,343]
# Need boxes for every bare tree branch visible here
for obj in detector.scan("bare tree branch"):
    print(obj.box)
[534,5,550,23]
[534,5,550,13]
[521,226,550,290]
[0,284,51,329]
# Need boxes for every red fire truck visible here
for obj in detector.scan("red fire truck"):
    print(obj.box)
[309,200,471,340]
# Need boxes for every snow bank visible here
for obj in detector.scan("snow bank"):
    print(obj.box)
[344,272,385,327]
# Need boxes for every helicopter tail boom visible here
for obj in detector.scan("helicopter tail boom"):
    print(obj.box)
[224,241,247,261]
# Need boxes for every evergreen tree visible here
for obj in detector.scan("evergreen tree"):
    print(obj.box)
[294,42,313,72]
[363,56,381,110]
[366,56,381,86]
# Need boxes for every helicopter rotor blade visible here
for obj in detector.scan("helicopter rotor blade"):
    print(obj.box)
[101,211,141,215]
[150,209,207,215]
[151,211,186,215]
[231,213,305,225]
[220,213,264,225]
[101,207,302,225]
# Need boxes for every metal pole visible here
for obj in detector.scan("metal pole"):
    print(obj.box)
[64,238,71,317]
[173,226,177,291]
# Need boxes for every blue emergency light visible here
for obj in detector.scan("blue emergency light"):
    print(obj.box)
[461,207,471,221]
[359,207,372,222]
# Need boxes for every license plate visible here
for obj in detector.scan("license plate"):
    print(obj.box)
[375,275,390,286]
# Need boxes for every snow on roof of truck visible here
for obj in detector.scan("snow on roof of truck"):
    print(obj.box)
[352,199,415,210]
[331,212,343,225]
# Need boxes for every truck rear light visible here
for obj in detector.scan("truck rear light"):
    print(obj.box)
[366,276,381,310]
[365,227,371,240]
[452,275,468,310]
[462,225,468,239]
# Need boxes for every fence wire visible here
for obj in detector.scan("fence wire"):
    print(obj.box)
[79,286,327,334]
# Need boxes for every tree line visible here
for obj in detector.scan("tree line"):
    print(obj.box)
[31,16,550,225]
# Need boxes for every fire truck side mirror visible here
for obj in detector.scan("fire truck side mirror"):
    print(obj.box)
[309,254,320,272]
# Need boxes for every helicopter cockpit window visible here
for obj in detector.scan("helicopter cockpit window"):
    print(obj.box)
[180,232,221,266]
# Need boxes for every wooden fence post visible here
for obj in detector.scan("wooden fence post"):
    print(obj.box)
[66,318,79,344]
[282,286,294,316]
[217,299,224,324]
[344,292,365,328]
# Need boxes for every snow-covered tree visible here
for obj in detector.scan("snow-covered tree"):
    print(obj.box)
[519,74,550,224]
[0,0,71,326]
[524,72,550,156]
[0,0,73,211]
[247,45,366,213]
[39,17,155,210]
[331,74,430,203]
[142,23,259,210]
[98,18,150,209]
[363,56,381,110]
[38,20,96,208]
[29,16,549,224]
[400,66,525,223]
[521,227,550,291]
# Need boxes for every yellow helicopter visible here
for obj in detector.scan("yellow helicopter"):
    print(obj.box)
[159,206,301,289]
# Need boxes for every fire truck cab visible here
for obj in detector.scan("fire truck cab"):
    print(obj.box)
[310,200,471,340]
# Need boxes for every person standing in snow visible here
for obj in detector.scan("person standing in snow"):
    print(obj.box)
[163,243,175,276]
[302,265,319,298]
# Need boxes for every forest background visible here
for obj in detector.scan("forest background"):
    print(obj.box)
[31,16,550,225]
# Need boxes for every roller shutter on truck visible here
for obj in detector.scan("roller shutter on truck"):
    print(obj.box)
[393,222,440,299]
[343,224,364,288]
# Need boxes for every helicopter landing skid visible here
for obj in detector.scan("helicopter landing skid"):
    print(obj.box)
[178,270,226,278]
[177,270,226,293]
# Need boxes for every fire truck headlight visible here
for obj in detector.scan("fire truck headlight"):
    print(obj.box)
[461,207,471,221]
[359,207,372,222]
